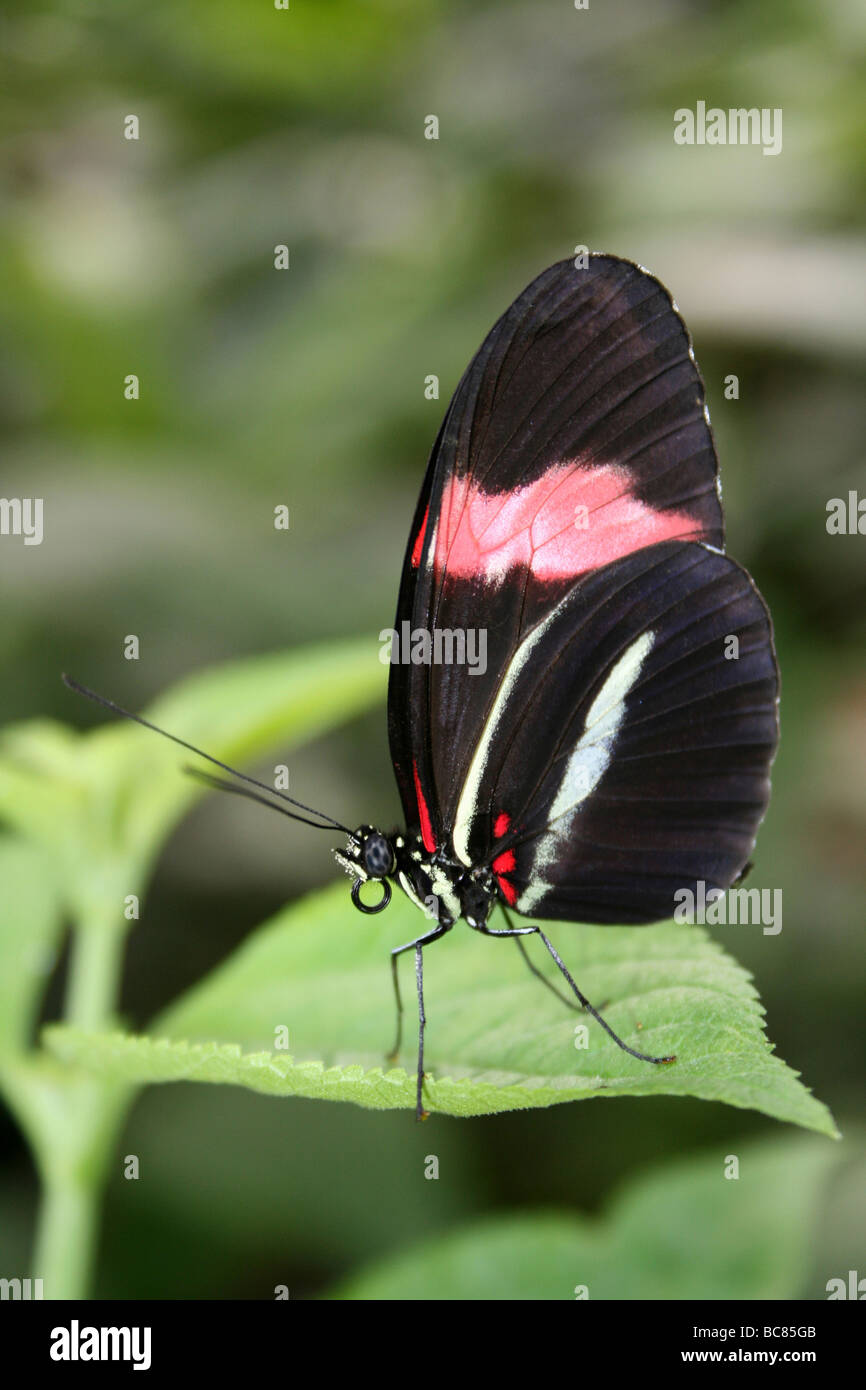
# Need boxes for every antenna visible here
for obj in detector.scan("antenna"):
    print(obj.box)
[62,674,352,835]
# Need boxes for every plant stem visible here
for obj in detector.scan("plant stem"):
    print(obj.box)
[64,921,126,1033]
[31,893,133,1298]
[33,1167,102,1301]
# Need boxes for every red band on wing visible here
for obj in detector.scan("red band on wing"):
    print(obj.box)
[492,813,516,902]
[496,874,518,906]
[493,848,517,901]
[436,463,701,582]
[412,759,436,853]
[410,504,430,568]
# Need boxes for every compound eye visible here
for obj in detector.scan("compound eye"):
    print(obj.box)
[363,832,395,879]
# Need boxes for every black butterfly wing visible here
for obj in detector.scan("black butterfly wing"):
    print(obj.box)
[464,540,779,924]
[388,255,728,861]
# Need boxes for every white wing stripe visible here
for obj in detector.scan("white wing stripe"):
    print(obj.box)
[452,604,562,866]
[518,630,654,912]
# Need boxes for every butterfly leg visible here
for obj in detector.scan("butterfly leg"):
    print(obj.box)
[386,922,450,1119]
[502,905,611,1015]
[501,905,584,1012]
[472,919,676,1066]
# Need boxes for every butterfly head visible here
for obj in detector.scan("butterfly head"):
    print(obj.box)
[334,825,395,915]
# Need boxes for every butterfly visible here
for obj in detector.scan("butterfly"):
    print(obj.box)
[66,254,780,1120]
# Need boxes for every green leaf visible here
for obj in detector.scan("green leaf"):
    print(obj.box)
[44,882,837,1134]
[0,838,64,1055]
[95,637,386,869]
[326,1135,838,1300]
[0,639,385,915]
[0,722,84,847]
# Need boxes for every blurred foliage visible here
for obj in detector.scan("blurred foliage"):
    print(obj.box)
[0,0,863,1298]
[330,1136,838,1300]
[0,642,383,1296]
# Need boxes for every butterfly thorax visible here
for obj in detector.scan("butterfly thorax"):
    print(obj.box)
[334,826,497,929]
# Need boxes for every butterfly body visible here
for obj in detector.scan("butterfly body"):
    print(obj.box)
[381,257,777,926]
[335,827,497,930]
[64,253,780,1121]
[338,253,778,1113]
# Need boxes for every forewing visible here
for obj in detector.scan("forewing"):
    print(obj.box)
[388,256,724,845]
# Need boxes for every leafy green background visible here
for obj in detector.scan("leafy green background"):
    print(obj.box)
[330,1136,839,1300]
[0,0,863,1299]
